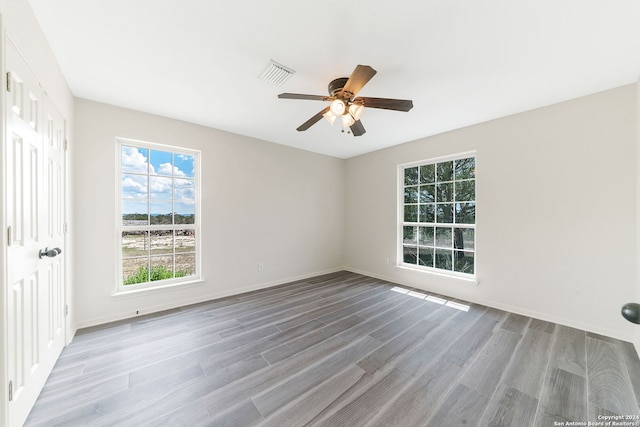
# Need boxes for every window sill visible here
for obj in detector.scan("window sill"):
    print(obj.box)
[111,278,205,299]
[396,264,478,286]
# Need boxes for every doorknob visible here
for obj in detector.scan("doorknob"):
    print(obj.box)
[622,302,640,324]
[39,247,62,259]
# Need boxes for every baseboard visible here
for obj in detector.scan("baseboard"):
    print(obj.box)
[344,267,636,344]
[74,267,343,330]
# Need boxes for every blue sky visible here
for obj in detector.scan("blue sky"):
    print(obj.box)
[121,146,195,216]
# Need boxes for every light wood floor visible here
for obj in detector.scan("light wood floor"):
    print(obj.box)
[24,271,640,427]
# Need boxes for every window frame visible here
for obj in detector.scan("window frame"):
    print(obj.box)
[398,151,476,280]
[116,137,201,292]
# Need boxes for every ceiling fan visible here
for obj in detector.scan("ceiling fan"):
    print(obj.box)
[278,65,413,137]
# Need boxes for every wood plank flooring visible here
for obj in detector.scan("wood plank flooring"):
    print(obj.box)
[23,271,640,427]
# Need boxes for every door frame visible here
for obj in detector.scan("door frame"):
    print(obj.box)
[0,22,71,427]
[1,14,8,427]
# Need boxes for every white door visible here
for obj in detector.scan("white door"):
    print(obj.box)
[5,41,66,427]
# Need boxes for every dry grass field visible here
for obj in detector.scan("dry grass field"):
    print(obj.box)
[122,230,196,281]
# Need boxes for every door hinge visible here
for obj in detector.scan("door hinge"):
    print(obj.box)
[8,381,13,402]
[64,139,68,151]
[63,222,68,234]
[7,226,12,246]
[6,71,11,93]
[64,305,69,316]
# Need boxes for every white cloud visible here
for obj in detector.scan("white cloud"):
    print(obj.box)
[174,178,194,200]
[157,162,186,177]
[122,175,147,198]
[150,176,172,198]
[122,146,150,173]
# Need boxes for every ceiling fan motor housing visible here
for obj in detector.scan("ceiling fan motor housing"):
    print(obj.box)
[328,77,349,98]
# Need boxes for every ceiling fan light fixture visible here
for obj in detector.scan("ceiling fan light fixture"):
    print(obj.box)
[342,114,355,128]
[323,111,336,125]
[329,99,346,116]
[349,104,364,121]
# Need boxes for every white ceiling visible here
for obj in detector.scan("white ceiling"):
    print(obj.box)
[26,0,640,159]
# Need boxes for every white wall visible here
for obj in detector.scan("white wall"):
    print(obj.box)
[345,84,638,342]
[73,99,345,327]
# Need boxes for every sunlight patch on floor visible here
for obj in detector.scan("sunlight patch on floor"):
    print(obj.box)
[425,295,447,305]
[390,286,470,311]
[407,291,427,299]
[444,301,470,312]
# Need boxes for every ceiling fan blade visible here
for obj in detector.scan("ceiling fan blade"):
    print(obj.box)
[296,106,331,131]
[278,93,329,101]
[357,96,414,112]
[350,120,366,137]
[342,65,377,97]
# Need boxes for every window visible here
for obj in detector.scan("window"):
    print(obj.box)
[118,139,200,290]
[400,155,475,277]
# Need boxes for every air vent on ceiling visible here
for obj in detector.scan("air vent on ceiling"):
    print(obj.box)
[258,60,295,86]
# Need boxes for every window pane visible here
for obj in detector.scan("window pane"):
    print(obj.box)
[435,227,452,248]
[419,185,435,203]
[150,256,174,281]
[150,202,173,225]
[455,157,475,180]
[404,167,419,186]
[419,204,435,223]
[404,186,418,204]
[455,202,476,224]
[150,176,172,200]
[175,253,196,277]
[174,202,195,224]
[150,150,173,176]
[122,200,148,225]
[436,204,454,223]
[418,227,434,246]
[121,146,148,173]
[404,205,418,222]
[420,164,435,184]
[454,228,474,251]
[120,143,199,288]
[403,226,417,245]
[400,156,475,277]
[122,257,148,285]
[435,249,453,270]
[437,182,453,203]
[174,178,195,201]
[437,161,453,182]
[150,230,173,255]
[175,230,196,253]
[418,247,434,267]
[454,251,475,274]
[122,231,148,258]
[175,154,195,178]
[122,174,148,199]
[403,246,417,264]
[455,180,475,202]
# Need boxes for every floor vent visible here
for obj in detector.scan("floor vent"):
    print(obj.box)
[258,60,295,86]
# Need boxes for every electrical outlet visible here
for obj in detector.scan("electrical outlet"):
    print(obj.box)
[258,262,264,272]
